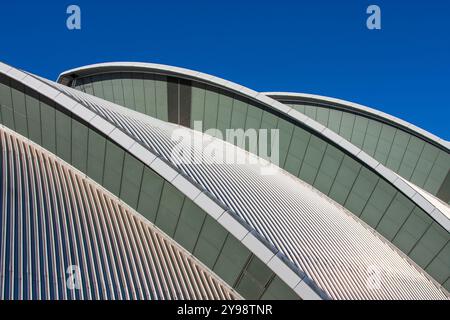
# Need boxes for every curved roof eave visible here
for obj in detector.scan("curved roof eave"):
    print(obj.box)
[1,62,323,300]
[263,91,450,152]
[56,62,450,232]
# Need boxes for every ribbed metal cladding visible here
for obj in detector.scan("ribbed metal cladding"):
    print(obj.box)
[38,79,449,300]
[0,125,240,300]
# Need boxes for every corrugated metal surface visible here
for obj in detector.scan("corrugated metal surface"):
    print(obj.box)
[0,125,240,300]
[38,79,449,300]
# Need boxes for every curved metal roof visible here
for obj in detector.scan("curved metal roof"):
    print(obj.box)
[0,124,240,300]
[263,92,450,152]
[58,63,450,152]
[56,62,450,232]
[1,63,445,299]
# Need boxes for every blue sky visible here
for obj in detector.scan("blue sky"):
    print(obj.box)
[1,0,449,139]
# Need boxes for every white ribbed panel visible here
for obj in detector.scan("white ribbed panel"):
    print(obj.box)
[0,126,240,300]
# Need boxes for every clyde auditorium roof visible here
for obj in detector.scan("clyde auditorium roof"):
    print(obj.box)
[0,61,448,300]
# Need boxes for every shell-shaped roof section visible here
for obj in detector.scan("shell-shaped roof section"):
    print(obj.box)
[7,68,443,299]
[55,61,450,231]
[264,92,450,152]
[58,63,449,152]
[0,124,241,300]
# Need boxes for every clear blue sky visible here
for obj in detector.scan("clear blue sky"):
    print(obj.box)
[1,1,449,140]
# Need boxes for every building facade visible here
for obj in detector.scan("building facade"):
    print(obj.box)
[0,61,448,299]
